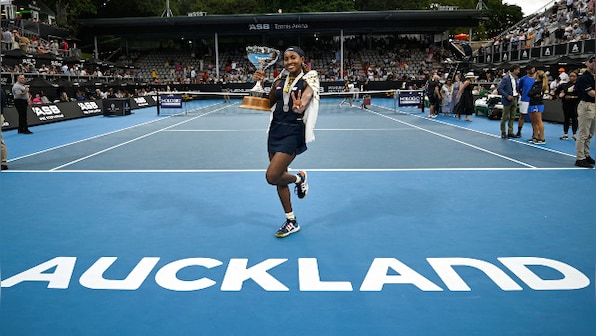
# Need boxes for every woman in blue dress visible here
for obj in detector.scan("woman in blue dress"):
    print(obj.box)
[253,46,320,238]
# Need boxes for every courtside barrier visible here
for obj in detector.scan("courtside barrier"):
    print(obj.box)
[1,96,158,131]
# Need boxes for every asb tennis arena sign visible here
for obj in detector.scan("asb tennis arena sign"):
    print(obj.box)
[1,256,589,292]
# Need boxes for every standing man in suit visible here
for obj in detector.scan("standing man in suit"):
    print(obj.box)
[497,64,521,138]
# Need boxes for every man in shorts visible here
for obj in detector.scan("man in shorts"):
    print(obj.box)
[517,65,536,138]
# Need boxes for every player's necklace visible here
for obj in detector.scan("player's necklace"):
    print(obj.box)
[283,71,303,112]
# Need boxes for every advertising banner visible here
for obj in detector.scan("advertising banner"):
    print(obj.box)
[159,94,183,108]
[398,91,422,107]
[1,101,104,130]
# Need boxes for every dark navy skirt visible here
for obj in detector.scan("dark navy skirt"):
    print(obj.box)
[268,121,307,155]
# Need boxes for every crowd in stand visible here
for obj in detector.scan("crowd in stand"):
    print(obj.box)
[485,0,594,52]
[130,35,443,86]
[1,27,73,56]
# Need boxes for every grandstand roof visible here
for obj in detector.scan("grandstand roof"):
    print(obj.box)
[3,0,55,16]
[79,10,486,39]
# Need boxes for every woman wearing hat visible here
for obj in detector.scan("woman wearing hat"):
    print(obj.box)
[454,71,475,121]
[253,46,320,238]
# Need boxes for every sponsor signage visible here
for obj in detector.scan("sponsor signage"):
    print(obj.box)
[31,104,65,121]
[77,101,102,115]
[1,99,142,130]
[1,256,589,292]
[398,91,422,106]
[160,94,183,108]
[248,23,309,31]
[133,97,151,108]
[1,101,106,130]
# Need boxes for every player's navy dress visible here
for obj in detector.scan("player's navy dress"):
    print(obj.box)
[268,78,307,155]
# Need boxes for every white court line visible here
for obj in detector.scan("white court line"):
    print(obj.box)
[7,116,174,163]
[48,107,225,171]
[164,129,267,132]
[7,103,219,164]
[163,128,414,132]
[1,167,586,173]
[382,105,576,158]
[367,108,541,168]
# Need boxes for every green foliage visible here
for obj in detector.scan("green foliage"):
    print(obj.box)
[296,0,355,12]
[43,0,97,27]
[354,0,431,11]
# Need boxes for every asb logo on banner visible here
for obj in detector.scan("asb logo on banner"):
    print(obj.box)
[160,95,183,108]
[77,101,102,115]
[32,105,64,121]
[134,97,150,107]
[398,91,422,107]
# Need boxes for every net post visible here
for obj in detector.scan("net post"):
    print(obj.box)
[156,92,161,116]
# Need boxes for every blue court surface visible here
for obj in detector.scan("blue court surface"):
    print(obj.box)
[1,98,594,335]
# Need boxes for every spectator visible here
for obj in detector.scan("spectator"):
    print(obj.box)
[517,66,536,138]
[1,89,8,170]
[452,74,462,110]
[32,93,42,104]
[555,70,580,140]
[441,78,454,116]
[76,90,87,101]
[574,55,596,168]
[454,72,475,121]
[527,70,549,144]
[426,74,441,118]
[498,64,521,138]
[12,74,33,134]
[558,67,570,83]
[59,91,70,102]
[39,92,51,104]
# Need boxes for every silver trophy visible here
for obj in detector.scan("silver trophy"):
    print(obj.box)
[240,46,280,111]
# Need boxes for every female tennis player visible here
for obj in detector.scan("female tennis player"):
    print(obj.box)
[253,46,320,238]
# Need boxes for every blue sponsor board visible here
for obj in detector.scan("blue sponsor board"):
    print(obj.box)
[398,91,422,107]
[160,94,183,108]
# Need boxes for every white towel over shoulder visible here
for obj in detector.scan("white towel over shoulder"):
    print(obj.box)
[269,70,320,143]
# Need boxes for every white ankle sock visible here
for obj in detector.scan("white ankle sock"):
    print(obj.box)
[285,212,295,220]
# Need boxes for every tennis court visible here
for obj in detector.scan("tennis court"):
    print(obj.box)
[1,96,594,335]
